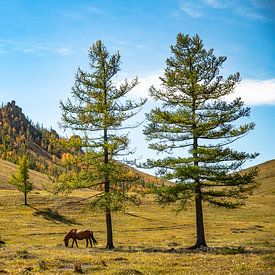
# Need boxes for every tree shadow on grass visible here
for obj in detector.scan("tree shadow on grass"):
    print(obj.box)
[95,246,273,255]
[31,207,82,225]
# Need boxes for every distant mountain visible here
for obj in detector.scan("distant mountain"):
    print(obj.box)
[0,101,65,173]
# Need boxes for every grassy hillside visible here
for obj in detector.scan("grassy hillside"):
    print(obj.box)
[247,159,275,195]
[0,159,51,190]
[1,158,274,192]
[0,159,274,274]
[0,159,165,191]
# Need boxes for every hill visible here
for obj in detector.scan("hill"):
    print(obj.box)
[0,159,50,190]
[244,159,275,195]
[1,155,274,194]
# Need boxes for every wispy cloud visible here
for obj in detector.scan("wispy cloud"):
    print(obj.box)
[202,0,226,9]
[179,0,274,21]
[85,6,104,15]
[235,6,268,21]
[180,2,203,18]
[60,11,86,21]
[0,39,74,56]
[56,47,74,56]
[250,0,273,9]
[60,5,104,21]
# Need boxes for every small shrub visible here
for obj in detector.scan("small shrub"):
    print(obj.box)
[38,260,47,270]
[74,262,83,273]
[16,249,31,259]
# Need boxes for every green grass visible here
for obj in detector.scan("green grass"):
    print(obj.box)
[0,187,274,274]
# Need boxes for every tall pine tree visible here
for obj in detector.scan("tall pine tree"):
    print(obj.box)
[59,40,146,249]
[144,33,258,249]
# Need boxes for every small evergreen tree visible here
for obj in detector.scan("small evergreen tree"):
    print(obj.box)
[58,40,146,249]
[10,155,33,205]
[144,33,259,249]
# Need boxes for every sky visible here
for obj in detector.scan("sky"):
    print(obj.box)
[0,0,274,171]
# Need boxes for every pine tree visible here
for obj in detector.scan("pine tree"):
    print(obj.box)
[59,40,146,249]
[144,33,259,249]
[9,155,33,205]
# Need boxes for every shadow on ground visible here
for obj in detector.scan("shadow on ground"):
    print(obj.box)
[31,207,82,225]
[94,246,273,255]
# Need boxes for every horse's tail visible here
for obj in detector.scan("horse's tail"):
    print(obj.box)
[90,231,97,245]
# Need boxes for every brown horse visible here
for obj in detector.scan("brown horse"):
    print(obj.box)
[64,229,97,248]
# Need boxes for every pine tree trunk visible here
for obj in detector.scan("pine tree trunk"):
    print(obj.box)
[104,162,114,249]
[192,106,207,249]
[103,94,114,249]
[105,208,114,249]
[104,142,114,249]
[193,187,207,248]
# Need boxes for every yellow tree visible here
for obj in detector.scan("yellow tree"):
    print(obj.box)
[10,155,33,205]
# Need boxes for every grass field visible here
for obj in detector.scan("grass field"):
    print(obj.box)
[0,159,274,274]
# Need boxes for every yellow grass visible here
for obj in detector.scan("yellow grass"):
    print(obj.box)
[0,187,274,274]
[0,159,274,274]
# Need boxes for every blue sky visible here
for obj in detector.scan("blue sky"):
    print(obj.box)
[0,0,274,170]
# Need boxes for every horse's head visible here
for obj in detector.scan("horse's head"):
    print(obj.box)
[64,238,69,247]
[64,229,76,247]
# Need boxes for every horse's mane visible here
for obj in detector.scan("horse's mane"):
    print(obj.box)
[64,228,76,239]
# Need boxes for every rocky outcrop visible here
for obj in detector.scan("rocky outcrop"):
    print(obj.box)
[0,101,62,172]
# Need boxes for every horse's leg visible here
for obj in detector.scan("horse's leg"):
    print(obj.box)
[75,239,78,248]
[86,239,88,248]
[89,237,92,247]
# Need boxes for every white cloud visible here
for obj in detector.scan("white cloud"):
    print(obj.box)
[180,2,203,18]
[129,72,162,99]
[227,79,275,106]
[128,71,275,106]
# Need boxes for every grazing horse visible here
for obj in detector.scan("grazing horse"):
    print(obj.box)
[64,229,97,248]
